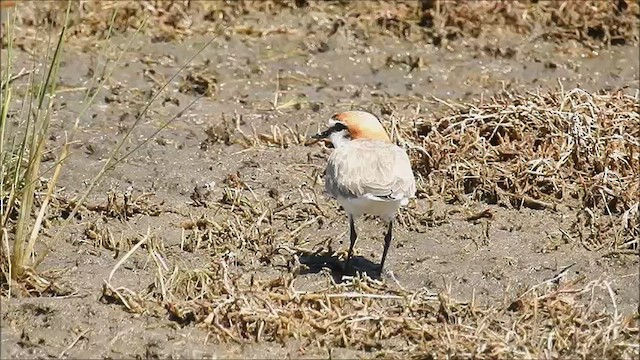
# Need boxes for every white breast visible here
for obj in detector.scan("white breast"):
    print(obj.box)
[337,195,405,221]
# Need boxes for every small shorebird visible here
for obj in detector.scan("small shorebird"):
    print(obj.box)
[313,111,416,274]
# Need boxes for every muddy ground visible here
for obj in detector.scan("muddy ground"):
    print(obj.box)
[1,1,639,359]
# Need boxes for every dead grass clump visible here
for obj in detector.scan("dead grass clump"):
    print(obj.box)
[179,214,258,254]
[413,0,639,47]
[52,190,168,222]
[178,60,219,98]
[7,1,638,48]
[109,253,638,358]
[92,190,163,219]
[535,0,639,46]
[101,228,167,313]
[180,180,272,254]
[84,220,120,252]
[217,112,311,149]
[180,176,324,256]
[403,88,639,247]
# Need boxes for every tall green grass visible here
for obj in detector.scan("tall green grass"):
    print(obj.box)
[1,1,217,296]
[1,2,72,289]
[0,1,137,294]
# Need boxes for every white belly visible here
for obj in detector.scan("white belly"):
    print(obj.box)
[337,195,404,221]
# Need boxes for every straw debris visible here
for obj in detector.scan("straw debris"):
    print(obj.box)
[103,254,639,359]
[2,1,638,358]
[401,88,639,249]
[9,1,639,49]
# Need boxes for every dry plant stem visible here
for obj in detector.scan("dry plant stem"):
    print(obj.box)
[102,229,150,312]
[10,1,71,279]
[1,228,11,295]
[46,16,150,244]
[0,86,11,227]
[57,329,91,359]
[25,133,69,264]
[53,25,225,242]
[0,68,31,91]
[107,228,149,284]
[148,260,637,358]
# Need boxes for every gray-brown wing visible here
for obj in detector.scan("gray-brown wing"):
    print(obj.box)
[324,141,416,200]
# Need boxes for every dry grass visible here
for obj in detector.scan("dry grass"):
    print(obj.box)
[7,0,639,49]
[227,86,640,250]
[92,85,639,357]
[202,112,311,149]
[95,86,640,357]
[102,247,638,359]
[1,0,216,296]
[2,1,638,358]
[1,2,73,296]
[395,88,639,251]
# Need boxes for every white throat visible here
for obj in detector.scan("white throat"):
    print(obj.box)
[328,129,351,148]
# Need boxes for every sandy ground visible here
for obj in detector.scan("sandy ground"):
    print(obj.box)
[1,1,639,359]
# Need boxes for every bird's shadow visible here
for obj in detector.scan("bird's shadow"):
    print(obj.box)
[297,250,382,282]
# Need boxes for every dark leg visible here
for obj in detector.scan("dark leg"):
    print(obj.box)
[345,215,357,268]
[380,220,393,273]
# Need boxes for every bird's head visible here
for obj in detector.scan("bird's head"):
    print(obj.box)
[312,111,390,148]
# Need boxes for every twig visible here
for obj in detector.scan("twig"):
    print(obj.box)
[517,262,577,300]
[602,249,639,257]
[0,68,31,90]
[464,208,493,222]
[108,228,150,284]
[296,291,404,300]
[58,329,91,359]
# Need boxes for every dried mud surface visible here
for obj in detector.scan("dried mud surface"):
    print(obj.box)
[1,1,639,359]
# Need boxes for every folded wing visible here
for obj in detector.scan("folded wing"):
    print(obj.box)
[325,140,416,201]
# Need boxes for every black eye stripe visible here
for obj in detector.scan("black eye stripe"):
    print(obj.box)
[332,122,347,131]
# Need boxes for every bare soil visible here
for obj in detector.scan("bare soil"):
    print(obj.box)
[1,1,639,359]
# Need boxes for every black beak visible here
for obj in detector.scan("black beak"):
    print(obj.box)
[312,128,331,140]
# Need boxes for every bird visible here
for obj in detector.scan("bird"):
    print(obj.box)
[312,110,416,274]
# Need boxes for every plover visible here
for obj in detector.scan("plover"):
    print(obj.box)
[313,111,416,274]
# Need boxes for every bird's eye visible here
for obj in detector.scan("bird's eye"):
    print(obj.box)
[333,122,347,131]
